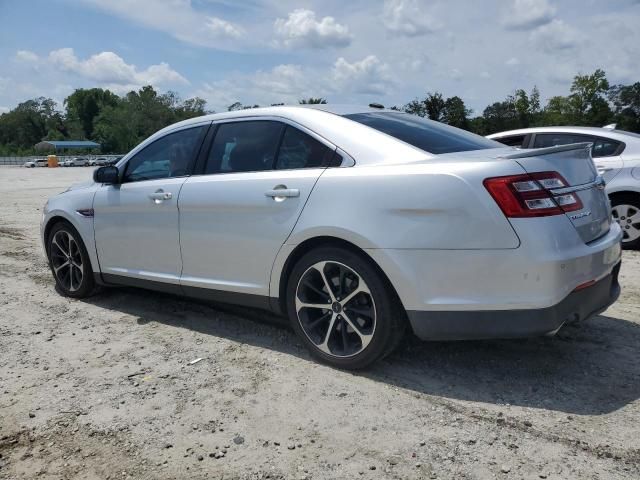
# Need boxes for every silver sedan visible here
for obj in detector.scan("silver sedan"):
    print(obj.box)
[41,105,622,368]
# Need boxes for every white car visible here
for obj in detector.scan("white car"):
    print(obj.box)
[24,158,48,168]
[62,157,89,167]
[41,106,622,368]
[488,126,640,248]
[89,157,109,166]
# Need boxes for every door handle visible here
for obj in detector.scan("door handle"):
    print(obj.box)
[265,188,300,199]
[597,167,613,174]
[149,190,172,203]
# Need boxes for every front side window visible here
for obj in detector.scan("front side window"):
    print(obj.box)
[205,121,284,174]
[344,112,501,155]
[275,126,332,169]
[123,126,206,182]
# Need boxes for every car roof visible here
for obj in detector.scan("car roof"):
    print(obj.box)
[486,126,637,142]
[487,126,640,157]
[129,105,431,167]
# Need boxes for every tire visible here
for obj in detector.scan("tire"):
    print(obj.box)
[611,194,640,250]
[286,246,405,369]
[47,221,96,298]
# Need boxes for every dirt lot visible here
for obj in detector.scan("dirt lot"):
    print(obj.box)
[0,166,639,480]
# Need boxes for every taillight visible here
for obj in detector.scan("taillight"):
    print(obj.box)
[484,171,583,218]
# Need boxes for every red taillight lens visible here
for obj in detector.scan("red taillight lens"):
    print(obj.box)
[484,171,583,218]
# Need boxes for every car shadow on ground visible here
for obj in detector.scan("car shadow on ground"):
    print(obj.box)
[83,286,640,416]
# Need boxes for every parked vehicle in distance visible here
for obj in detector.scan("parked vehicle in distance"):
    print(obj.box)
[24,158,48,168]
[67,157,89,167]
[41,105,622,368]
[488,126,640,249]
[89,157,109,166]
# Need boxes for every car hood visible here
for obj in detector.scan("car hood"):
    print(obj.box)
[64,180,98,192]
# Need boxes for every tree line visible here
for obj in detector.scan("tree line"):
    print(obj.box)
[0,69,638,155]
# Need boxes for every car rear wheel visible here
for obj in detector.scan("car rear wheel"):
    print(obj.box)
[47,222,96,297]
[286,246,405,369]
[611,194,640,249]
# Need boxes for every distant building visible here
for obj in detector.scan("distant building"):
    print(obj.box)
[34,140,101,151]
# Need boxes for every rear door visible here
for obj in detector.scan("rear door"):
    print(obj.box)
[179,120,335,298]
[506,143,611,243]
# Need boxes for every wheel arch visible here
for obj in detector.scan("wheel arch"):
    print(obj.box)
[275,235,407,321]
[43,215,73,256]
[42,212,101,274]
[608,189,640,201]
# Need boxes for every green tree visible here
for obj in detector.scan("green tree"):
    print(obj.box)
[299,97,327,104]
[568,69,612,126]
[64,88,120,139]
[442,96,471,129]
[609,82,640,133]
[0,97,62,152]
[542,95,574,125]
[403,92,446,121]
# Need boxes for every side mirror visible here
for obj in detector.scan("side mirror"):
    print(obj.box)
[93,165,119,184]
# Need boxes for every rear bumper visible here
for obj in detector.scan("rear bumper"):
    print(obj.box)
[407,261,621,340]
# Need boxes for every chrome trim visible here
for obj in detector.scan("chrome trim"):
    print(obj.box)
[209,115,339,156]
[549,176,606,195]
[75,208,94,218]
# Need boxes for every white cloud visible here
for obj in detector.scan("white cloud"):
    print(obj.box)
[505,57,521,66]
[15,50,39,62]
[530,19,583,53]
[194,64,328,111]
[332,56,393,95]
[0,106,9,114]
[449,68,463,81]
[503,0,556,30]
[81,0,244,49]
[383,0,439,37]
[46,48,188,88]
[205,17,243,39]
[274,9,352,49]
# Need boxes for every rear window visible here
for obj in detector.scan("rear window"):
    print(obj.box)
[344,112,501,154]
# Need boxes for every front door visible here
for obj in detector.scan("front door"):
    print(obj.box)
[93,124,208,285]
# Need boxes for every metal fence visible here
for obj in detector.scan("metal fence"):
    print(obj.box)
[0,155,123,166]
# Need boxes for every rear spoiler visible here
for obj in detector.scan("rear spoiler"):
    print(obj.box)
[499,142,592,160]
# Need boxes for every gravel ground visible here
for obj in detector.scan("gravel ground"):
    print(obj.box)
[1,166,639,480]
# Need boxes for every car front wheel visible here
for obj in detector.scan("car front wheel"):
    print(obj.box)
[47,222,95,297]
[286,246,405,369]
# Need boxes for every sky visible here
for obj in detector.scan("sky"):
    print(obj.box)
[0,0,639,115]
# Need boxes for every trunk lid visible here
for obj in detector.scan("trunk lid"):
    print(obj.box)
[502,143,611,243]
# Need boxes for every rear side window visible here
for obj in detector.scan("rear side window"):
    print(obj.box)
[533,133,622,158]
[495,134,526,147]
[275,126,332,170]
[205,121,284,174]
[344,112,500,154]
[532,133,593,149]
[592,138,622,158]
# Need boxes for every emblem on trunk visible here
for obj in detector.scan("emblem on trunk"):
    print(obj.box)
[570,211,592,220]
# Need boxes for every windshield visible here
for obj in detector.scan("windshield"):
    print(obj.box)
[344,112,502,155]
